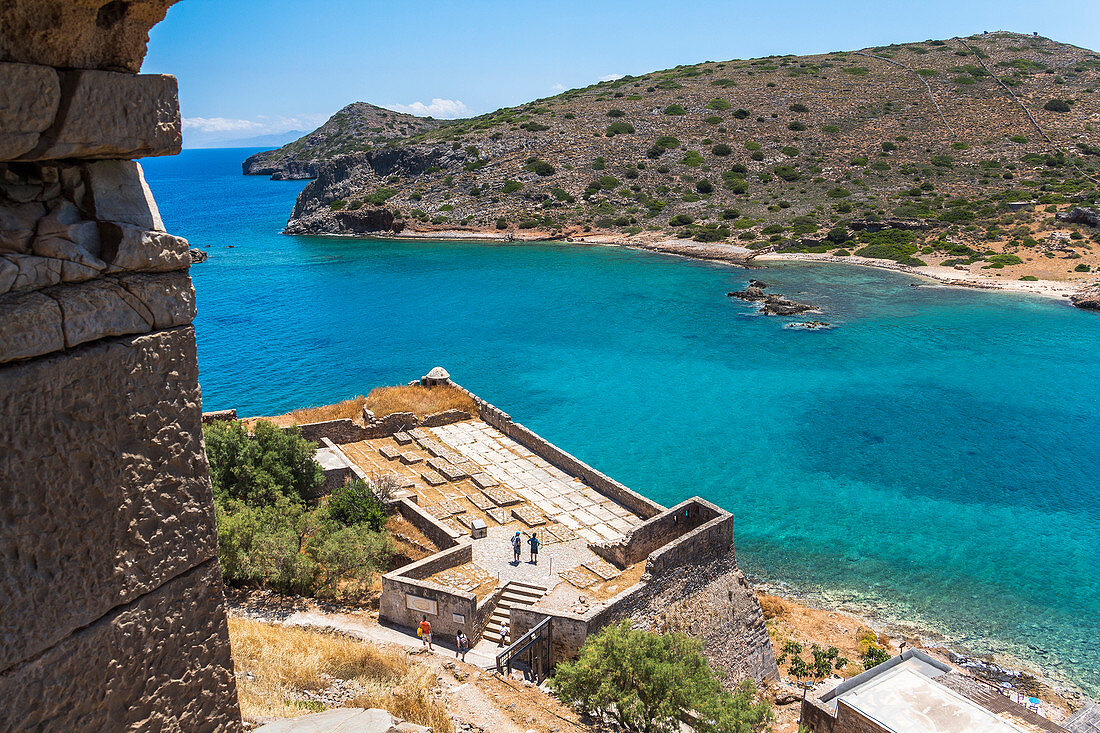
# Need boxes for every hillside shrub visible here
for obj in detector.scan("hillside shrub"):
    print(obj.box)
[930,155,954,168]
[821,124,840,133]
[328,200,346,211]
[598,175,620,190]
[983,253,1024,268]
[1043,99,1071,112]
[788,121,807,131]
[750,150,764,161]
[550,187,575,203]
[495,216,508,229]
[704,115,722,124]
[206,420,323,506]
[520,121,550,132]
[732,108,750,119]
[774,165,800,181]
[869,161,891,171]
[696,179,714,194]
[781,146,799,157]
[744,141,761,150]
[664,104,687,115]
[712,143,733,156]
[525,158,555,176]
[327,478,387,531]
[669,214,694,226]
[853,229,923,265]
[606,121,635,136]
[707,98,731,110]
[501,180,522,194]
[1009,135,1028,144]
[789,103,809,113]
[834,248,851,256]
[552,621,773,733]
[681,150,705,166]
[1075,263,1092,272]
[606,108,626,117]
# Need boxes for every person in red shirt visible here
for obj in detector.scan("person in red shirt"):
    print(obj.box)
[418,616,433,650]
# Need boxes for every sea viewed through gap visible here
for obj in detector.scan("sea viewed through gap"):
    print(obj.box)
[146,148,1100,692]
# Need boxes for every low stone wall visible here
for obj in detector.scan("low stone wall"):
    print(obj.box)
[393,497,461,550]
[449,380,664,519]
[592,497,723,568]
[201,408,237,423]
[381,544,478,640]
[644,505,734,578]
[801,699,838,733]
[296,418,371,445]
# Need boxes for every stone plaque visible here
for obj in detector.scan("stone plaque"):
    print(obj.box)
[406,594,438,615]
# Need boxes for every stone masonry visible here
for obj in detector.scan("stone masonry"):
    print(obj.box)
[0,2,241,730]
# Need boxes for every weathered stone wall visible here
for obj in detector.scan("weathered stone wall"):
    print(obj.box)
[592,497,722,568]
[801,699,839,733]
[380,544,478,639]
[0,2,241,729]
[296,417,372,444]
[393,496,463,549]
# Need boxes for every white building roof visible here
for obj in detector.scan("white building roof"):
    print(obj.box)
[835,658,1031,733]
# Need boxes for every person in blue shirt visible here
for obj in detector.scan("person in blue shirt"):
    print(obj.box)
[511,531,521,564]
[527,532,540,564]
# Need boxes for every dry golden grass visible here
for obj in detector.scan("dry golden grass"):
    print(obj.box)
[363,384,476,420]
[230,617,455,727]
[252,384,477,429]
[347,666,454,733]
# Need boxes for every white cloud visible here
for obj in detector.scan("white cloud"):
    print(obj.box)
[598,73,625,82]
[551,83,566,91]
[383,98,471,119]
[182,116,265,133]
[181,113,329,135]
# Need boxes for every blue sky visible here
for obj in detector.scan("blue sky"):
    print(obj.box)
[144,0,1100,146]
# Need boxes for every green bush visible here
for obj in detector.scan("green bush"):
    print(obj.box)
[707,98,731,110]
[598,175,620,190]
[789,103,809,113]
[1043,99,1071,112]
[744,141,761,150]
[502,180,522,194]
[1020,275,1038,281]
[550,187,575,203]
[606,108,626,117]
[834,248,851,256]
[525,158,555,176]
[1074,263,1091,272]
[496,216,508,229]
[773,165,800,181]
[696,179,714,194]
[781,146,799,157]
[205,420,323,507]
[329,200,346,211]
[712,143,733,156]
[732,108,750,119]
[704,115,722,124]
[853,229,923,265]
[664,104,687,115]
[681,150,705,166]
[750,150,764,161]
[869,161,891,171]
[850,157,868,166]
[327,479,387,531]
[930,155,954,168]
[551,621,773,733]
[1009,134,1028,144]
[669,214,694,226]
[788,121,807,131]
[520,121,550,132]
[821,124,840,133]
[606,121,635,136]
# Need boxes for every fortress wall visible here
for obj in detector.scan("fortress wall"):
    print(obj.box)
[0,2,241,729]
[380,543,478,638]
[591,497,724,568]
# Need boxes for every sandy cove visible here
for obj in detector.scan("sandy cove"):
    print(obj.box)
[369,227,1095,303]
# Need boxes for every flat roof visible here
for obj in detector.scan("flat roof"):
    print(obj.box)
[836,659,1030,733]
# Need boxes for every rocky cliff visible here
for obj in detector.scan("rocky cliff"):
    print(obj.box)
[242,101,448,179]
[274,33,1100,291]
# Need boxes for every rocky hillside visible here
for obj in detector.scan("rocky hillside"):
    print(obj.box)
[273,33,1100,282]
[242,102,448,179]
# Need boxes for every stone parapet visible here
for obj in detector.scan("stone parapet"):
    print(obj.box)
[0,327,219,672]
[0,560,240,732]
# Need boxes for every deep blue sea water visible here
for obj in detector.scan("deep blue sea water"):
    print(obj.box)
[144,148,1100,692]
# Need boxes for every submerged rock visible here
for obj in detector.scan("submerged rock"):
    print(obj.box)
[761,294,816,316]
[188,248,207,263]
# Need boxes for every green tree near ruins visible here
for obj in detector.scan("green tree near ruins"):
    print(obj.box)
[551,621,773,733]
[778,641,849,684]
[204,420,391,599]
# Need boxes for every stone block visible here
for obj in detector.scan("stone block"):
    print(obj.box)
[0,0,180,73]
[0,200,45,253]
[0,253,63,295]
[101,222,190,272]
[0,62,60,160]
[28,71,181,160]
[0,289,64,361]
[86,159,164,230]
[0,327,220,670]
[43,271,195,353]
[0,560,241,732]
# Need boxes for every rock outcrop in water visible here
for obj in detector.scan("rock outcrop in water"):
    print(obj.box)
[1071,283,1100,310]
[728,279,817,315]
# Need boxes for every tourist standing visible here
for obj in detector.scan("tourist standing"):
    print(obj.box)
[511,531,522,564]
[527,532,540,564]
[499,619,510,647]
[418,616,433,651]
[456,631,469,662]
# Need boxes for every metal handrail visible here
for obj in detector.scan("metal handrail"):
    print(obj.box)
[495,615,551,674]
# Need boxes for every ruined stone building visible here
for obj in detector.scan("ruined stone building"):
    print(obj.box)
[0,2,241,729]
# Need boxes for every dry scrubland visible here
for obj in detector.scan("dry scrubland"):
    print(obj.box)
[252,384,477,427]
[229,618,452,732]
[263,32,1100,284]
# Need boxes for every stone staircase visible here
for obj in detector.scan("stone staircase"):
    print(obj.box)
[483,581,547,645]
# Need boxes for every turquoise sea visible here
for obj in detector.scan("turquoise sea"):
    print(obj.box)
[144,148,1100,692]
